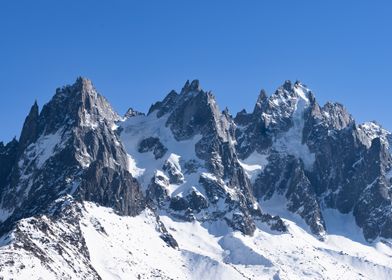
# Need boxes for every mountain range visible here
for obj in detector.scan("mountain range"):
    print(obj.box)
[1,77,392,280]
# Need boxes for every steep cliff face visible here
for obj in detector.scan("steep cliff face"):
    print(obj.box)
[2,77,388,240]
[0,78,144,233]
[0,139,18,204]
[303,92,392,240]
[18,101,39,152]
[1,77,392,279]
[121,80,285,236]
[235,80,392,240]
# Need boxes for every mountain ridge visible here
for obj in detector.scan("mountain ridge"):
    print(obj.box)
[1,77,392,279]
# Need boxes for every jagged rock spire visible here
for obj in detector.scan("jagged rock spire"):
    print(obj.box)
[124,107,144,119]
[147,90,179,117]
[74,76,94,93]
[181,79,201,94]
[222,106,231,117]
[39,77,121,134]
[282,80,293,91]
[19,100,39,151]
[1,77,392,247]
[253,89,268,114]
[0,77,145,236]
[0,137,19,188]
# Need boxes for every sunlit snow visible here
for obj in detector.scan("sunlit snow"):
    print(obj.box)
[273,84,316,170]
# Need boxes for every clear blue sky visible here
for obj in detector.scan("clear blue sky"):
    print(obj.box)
[1,1,391,142]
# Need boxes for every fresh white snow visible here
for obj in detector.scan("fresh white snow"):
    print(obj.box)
[81,205,187,279]
[2,200,392,279]
[162,204,392,280]
[358,122,391,151]
[120,112,203,196]
[256,195,392,279]
[127,154,145,178]
[238,152,268,183]
[2,82,392,279]
[29,129,66,168]
[273,85,316,170]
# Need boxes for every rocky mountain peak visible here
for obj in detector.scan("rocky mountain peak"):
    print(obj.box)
[222,106,231,118]
[273,80,312,102]
[165,80,229,141]
[253,89,268,114]
[282,80,293,91]
[181,79,201,94]
[147,90,179,117]
[358,121,391,150]
[40,77,120,133]
[0,78,144,235]
[18,100,39,151]
[149,80,214,120]
[318,102,354,130]
[75,76,94,93]
[124,107,144,119]
[54,77,96,101]
[2,78,392,279]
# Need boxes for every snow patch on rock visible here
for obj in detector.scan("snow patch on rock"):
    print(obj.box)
[358,122,391,150]
[30,129,66,168]
[273,85,315,170]
[127,154,145,178]
[120,112,202,192]
[238,152,268,183]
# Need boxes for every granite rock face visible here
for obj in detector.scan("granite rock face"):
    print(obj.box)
[1,77,391,244]
[236,81,392,240]
[0,139,18,194]
[0,78,145,234]
[142,80,277,235]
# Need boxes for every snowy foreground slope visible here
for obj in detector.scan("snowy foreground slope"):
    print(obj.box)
[1,199,392,280]
[1,77,392,279]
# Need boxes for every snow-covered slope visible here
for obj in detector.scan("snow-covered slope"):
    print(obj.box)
[1,77,392,279]
[1,198,392,280]
[120,112,203,192]
[358,121,391,151]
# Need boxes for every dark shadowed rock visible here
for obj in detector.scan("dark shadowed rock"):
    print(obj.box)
[244,80,392,240]
[18,101,39,152]
[124,107,144,119]
[0,138,18,192]
[0,77,145,235]
[1,77,391,245]
[138,137,167,159]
